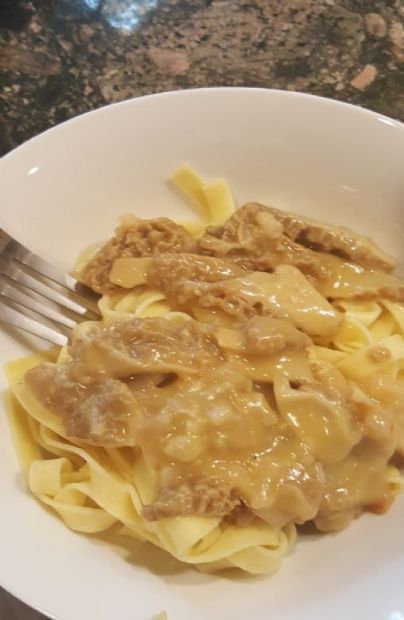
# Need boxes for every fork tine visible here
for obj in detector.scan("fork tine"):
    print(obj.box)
[0,299,68,346]
[0,260,100,319]
[16,255,100,314]
[0,230,102,344]
[11,242,79,289]
[0,275,78,330]
[7,267,95,316]
[1,233,100,315]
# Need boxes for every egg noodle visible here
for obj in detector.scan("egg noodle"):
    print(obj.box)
[4,166,404,575]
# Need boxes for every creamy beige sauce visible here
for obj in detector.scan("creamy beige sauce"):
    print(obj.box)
[25,203,404,533]
[26,314,401,532]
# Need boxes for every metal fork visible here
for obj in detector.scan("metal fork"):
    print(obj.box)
[0,230,100,346]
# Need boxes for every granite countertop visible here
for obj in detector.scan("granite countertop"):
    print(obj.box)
[1,0,404,157]
[0,0,403,617]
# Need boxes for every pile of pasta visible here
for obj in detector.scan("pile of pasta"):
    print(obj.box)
[5,166,404,575]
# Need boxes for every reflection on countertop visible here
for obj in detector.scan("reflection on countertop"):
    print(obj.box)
[0,0,403,156]
[82,0,161,31]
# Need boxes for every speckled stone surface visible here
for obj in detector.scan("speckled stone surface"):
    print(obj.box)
[0,0,404,617]
[1,0,404,157]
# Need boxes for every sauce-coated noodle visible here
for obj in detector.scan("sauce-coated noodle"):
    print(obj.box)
[5,167,404,575]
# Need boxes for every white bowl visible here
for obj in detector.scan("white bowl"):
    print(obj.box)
[1,88,404,620]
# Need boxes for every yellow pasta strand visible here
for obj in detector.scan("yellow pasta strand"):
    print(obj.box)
[332,316,373,352]
[336,334,404,381]
[383,301,404,334]
[169,165,236,227]
[201,178,236,225]
[5,167,404,577]
[29,456,74,496]
[10,365,294,572]
[4,391,42,473]
[134,293,170,318]
[335,300,382,327]
[309,345,347,364]
[369,311,397,340]
[169,164,210,220]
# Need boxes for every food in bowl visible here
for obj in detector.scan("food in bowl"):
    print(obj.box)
[5,166,404,575]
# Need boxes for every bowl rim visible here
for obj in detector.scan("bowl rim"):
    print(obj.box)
[1,85,404,620]
[1,87,403,167]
